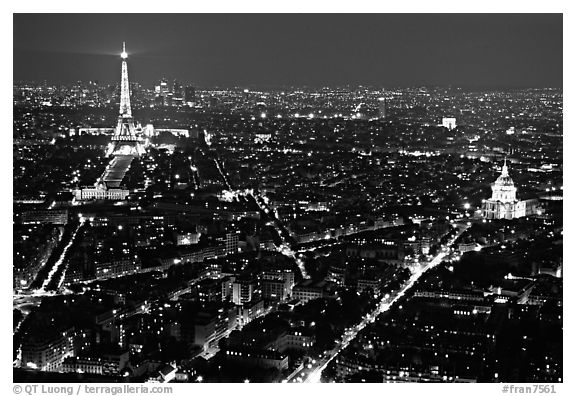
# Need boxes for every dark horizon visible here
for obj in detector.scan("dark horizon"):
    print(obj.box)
[14,14,563,89]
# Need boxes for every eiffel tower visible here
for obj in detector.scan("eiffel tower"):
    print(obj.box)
[105,43,146,157]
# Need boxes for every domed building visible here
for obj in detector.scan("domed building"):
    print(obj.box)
[481,160,527,220]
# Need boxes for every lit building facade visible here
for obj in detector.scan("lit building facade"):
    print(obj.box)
[442,117,457,130]
[232,278,254,305]
[482,160,527,220]
[226,232,239,255]
[74,185,129,201]
[21,329,76,372]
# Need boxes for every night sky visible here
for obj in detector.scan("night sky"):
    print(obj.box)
[13,14,562,88]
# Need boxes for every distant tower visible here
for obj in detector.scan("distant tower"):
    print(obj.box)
[184,86,196,106]
[378,97,387,119]
[481,159,526,219]
[173,80,183,97]
[119,42,131,117]
[106,43,145,157]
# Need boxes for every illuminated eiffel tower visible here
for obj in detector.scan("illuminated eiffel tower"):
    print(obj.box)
[106,43,146,157]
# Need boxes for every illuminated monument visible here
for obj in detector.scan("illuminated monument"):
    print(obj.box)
[105,43,146,157]
[75,43,143,202]
[481,159,534,220]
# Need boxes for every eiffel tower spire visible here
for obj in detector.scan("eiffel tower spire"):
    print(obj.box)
[106,42,145,157]
[119,42,132,118]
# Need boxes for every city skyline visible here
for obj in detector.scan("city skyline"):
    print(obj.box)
[13,13,563,386]
[14,14,562,88]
